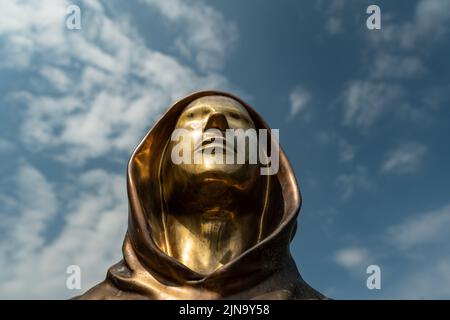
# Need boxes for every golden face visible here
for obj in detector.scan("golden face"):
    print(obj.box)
[158,96,268,275]
[169,95,258,179]
[176,96,255,130]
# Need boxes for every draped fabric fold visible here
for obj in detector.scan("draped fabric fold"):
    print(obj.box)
[76,91,325,300]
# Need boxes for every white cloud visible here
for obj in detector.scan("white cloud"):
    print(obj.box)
[343,81,403,129]
[0,164,127,299]
[141,0,237,70]
[0,163,58,258]
[334,247,370,270]
[338,139,355,163]
[333,0,450,130]
[39,66,72,92]
[0,1,67,69]
[415,0,450,38]
[336,166,372,200]
[372,54,426,80]
[384,202,450,298]
[386,204,450,251]
[325,16,342,35]
[392,258,450,299]
[288,86,311,118]
[317,0,346,35]
[0,0,237,299]
[314,131,335,144]
[381,143,426,174]
[0,0,232,166]
[369,0,450,50]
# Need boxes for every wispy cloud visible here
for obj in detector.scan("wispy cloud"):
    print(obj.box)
[334,247,370,271]
[343,81,403,129]
[325,16,343,35]
[384,202,450,298]
[369,0,450,50]
[392,257,450,299]
[334,202,450,298]
[288,86,311,118]
[381,143,426,174]
[1,0,232,166]
[0,163,58,257]
[338,139,356,163]
[336,166,372,201]
[0,164,127,298]
[316,0,347,35]
[372,53,426,80]
[141,0,238,70]
[0,0,237,298]
[386,204,450,250]
[331,0,450,130]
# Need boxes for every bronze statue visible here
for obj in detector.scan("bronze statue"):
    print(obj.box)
[76,91,325,299]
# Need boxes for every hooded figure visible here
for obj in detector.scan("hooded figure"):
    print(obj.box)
[77,91,325,300]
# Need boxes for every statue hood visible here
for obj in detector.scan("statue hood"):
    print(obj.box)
[77,91,325,300]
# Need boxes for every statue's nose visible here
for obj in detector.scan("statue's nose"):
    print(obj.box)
[204,113,229,131]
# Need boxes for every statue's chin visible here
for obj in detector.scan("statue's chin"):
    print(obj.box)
[176,162,259,186]
[179,162,246,176]
[202,209,235,221]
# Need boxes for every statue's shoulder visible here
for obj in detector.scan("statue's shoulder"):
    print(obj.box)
[72,280,146,300]
[251,287,328,300]
[295,281,329,300]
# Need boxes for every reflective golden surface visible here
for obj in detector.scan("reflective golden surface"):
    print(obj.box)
[77,91,325,300]
[159,96,267,274]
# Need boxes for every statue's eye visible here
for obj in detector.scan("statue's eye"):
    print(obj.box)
[187,112,194,118]
[229,112,240,120]
[202,110,209,116]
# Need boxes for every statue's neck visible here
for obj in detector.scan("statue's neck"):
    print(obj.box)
[158,174,264,275]
[162,193,260,274]
[164,211,256,275]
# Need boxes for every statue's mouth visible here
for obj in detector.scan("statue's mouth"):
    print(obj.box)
[203,209,235,221]
[196,135,236,155]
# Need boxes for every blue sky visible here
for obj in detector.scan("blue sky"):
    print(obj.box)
[1,0,450,299]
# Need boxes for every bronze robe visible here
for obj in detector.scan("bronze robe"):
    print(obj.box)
[76,91,325,300]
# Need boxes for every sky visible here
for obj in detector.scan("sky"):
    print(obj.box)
[0,0,450,299]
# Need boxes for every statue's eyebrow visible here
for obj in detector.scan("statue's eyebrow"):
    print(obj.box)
[183,104,210,114]
[227,106,252,120]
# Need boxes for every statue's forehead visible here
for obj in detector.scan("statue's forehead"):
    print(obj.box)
[182,96,250,115]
